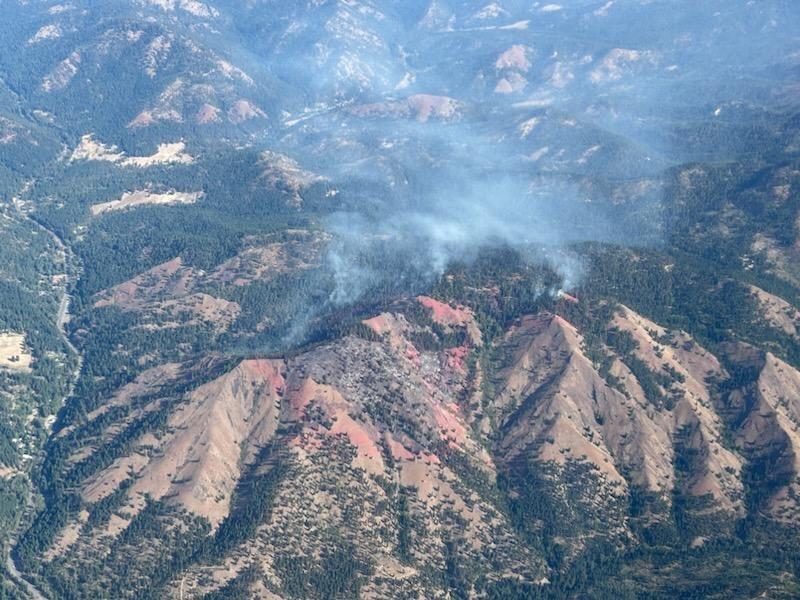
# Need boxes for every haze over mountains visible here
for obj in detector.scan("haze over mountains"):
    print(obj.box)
[0,1,799,598]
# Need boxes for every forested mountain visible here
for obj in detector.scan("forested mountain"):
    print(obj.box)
[0,0,799,598]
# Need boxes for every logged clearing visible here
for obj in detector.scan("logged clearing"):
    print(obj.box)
[71,134,193,167]
[0,332,32,372]
[124,142,193,167]
[91,189,203,215]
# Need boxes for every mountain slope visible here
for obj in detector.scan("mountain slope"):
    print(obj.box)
[1,1,800,599]
[13,296,800,597]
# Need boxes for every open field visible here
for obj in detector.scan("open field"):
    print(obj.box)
[91,189,203,216]
[0,332,32,372]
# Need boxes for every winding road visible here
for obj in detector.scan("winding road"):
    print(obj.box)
[4,209,82,599]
